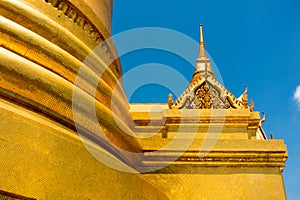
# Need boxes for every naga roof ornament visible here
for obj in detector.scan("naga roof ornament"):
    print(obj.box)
[168,25,252,110]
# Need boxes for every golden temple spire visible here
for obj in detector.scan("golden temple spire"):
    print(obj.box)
[192,25,214,81]
[198,24,207,58]
[170,25,254,110]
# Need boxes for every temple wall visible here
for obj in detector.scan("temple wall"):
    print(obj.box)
[131,104,287,200]
[142,168,286,200]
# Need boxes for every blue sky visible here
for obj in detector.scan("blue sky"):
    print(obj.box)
[112,0,300,198]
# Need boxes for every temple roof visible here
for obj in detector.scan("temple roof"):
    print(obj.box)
[168,25,249,110]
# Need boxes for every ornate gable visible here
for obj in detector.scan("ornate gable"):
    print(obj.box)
[169,76,248,109]
[168,25,249,110]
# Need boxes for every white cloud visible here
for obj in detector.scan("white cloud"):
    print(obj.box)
[293,85,300,108]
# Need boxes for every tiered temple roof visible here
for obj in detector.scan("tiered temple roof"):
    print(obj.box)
[168,25,249,110]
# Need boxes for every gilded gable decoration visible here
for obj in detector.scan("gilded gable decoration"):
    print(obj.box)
[168,25,250,110]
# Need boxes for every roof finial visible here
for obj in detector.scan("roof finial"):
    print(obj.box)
[192,24,214,79]
[200,24,204,44]
[198,24,207,59]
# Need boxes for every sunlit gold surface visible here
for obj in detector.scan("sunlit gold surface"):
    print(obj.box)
[0,0,287,199]
[0,99,167,199]
[131,104,287,199]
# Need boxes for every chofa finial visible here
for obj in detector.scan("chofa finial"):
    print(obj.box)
[168,93,173,109]
[237,84,249,108]
[250,99,255,111]
[261,111,266,124]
